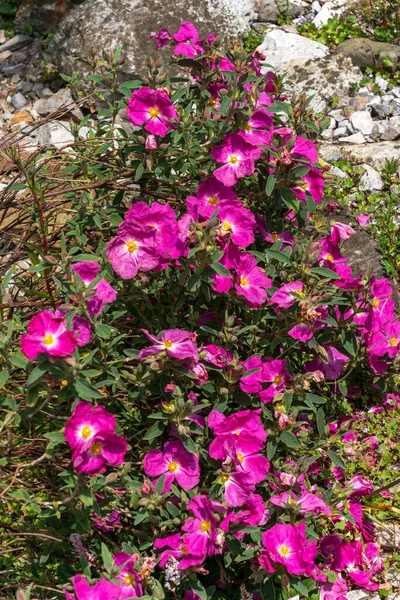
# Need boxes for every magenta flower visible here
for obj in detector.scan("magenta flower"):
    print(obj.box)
[114,553,143,599]
[65,402,127,476]
[126,87,179,138]
[173,22,204,58]
[21,310,77,360]
[124,201,179,261]
[182,495,226,558]
[259,359,291,403]
[305,346,349,380]
[238,108,273,145]
[106,221,160,279]
[328,223,356,245]
[294,168,325,203]
[186,176,238,221]
[203,344,233,368]
[138,329,198,362]
[262,523,318,577]
[220,470,255,507]
[143,439,200,493]
[208,409,267,460]
[72,261,117,317]
[240,355,264,394]
[154,533,204,569]
[63,575,121,600]
[235,253,272,307]
[270,281,304,309]
[368,318,400,358]
[288,323,314,342]
[356,213,370,227]
[212,134,262,186]
[221,494,269,534]
[223,435,270,483]
[217,202,256,248]
[270,491,330,516]
[72,261,100,284]
[150,28,172,49]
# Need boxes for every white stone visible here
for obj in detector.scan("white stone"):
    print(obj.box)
[371,121,386,140]
[359,165,384,191]
[345,590,368,600]
[338,132,366,144]
[349,111,374,135]
[11,93,26,110]
[258,29,328,71]
[311,0,321,11]
[33,121,75,150]
[333,126,348,138]
[312,1,344,27]
[375,75,389,91]
[329,164,348,178]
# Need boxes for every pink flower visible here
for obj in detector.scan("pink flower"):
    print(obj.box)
[21,310,77,360]
[150,28,172,49]
[114,552,143,598]
[138,328,198,362]
[208,409,267,460]
[124,201,179,261]
[235,253,272,307]
[221,494,269,534]
[238,108,273,145]
[305,346,350,380]
[223,435,270,483]
[145,134,157,150]
[72,261,117,317]
[203,344,233,368]
[259,359,291,403]
[212,134,262,186]
[328,223,356,245]
[356,213,370,227]
[65,401,127,476]
[173,22,203,58]
[348,475,374,498]
[217,202,256,248]
[220,470,255,507]
[270,281,305,310]
[186,176,238,221]
[143,439,200,493]
[368,318,400,358]
[294,168,325,203]
[106,221,160,279]
[287,323,314,342]
[182,495,226,558]
[126,87,179,138]
[154,533,204,569]
[64,575,121,600]
[262,523,318,577]
[72,261,100,284]
[240,355,264,393]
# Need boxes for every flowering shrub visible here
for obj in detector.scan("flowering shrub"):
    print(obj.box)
[2,20,400,600]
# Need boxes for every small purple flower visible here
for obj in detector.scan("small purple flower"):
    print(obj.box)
[138,328,198,361]
[150,28,172,49]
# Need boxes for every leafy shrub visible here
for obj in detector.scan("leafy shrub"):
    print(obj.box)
[1,21,400,600]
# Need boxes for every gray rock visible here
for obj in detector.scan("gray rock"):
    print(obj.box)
[258,0,303,22]
[33,88,83,121]
[50,0,257,79]
[345,590,368,600]
[0,49,11,63]
[333,126,348,138]
[31,121,75,150]
[275,54,362,112]
[359,165,384,191]
[392,87,400,99]
[375,75,389,91]
[392,99,400,117]
[349,110,374,135]
[334,38,400,70]
[329,108,345,122]
[370,103,392,118]
[11,92,26,110]
[371,121,386,140]
[381,116,400,141]
[258,29,328,71]
[339,131,366,144]
[329,164,348,178]
[0,34,33,53]
[15,0,72,34]
[320,140,400,170]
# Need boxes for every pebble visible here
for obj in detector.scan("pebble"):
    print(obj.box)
[339,132,366,144]
[359,165,384,191]
[370,103,392,118]
[333,126,348,138]
[11,93,27,110]
[349,110,374,135]
[10,110,34,126]
[346,590,368,600]
[375,75,389,91]
[0,50,11,63]
[0,34,33,53]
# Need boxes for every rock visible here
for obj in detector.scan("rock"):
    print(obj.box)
[320,140,400,170]
[333,126,348,138]
[312,1,344,27]
[311,1,321,11]
[375,75,389,91]
[31,121,75,150]
[258,29,328,71]
[33,88,83,121]
[15,0,73,35]
[349,110,374,135]
[278,54,362,112]
[258,0,303,22]
[371,121,386,140]
[50,0,257,79]
[0,34,33,53]
[0,50,11,63]
[392,87,400,99]
[10,93,26,110]
[392,99,400,117]
[329,109,345,122]
[381,116,400,141]
[334,38,400,70]
[329,164,348,178]
[338,132,366,144]
[370,103,392,118]
[10,110,33,126]
[352,95,369,111]
[359,165,384,191]
[345,590,368,600]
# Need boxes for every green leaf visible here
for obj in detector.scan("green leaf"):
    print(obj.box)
[0,369,9,388]
[260,577,275,600]
[26,364,48,387]
[279,430,301,449]
[101,542,113,570]
[225,535,242,554]
[9,353,29,369]
[326,449,346,469]
[143,420,165,441]
[304,392,327,405]
[317,407,326,438]
[134,511,148,526]
[310,267,341,279]
[265,174,276,196]
[43,431,65,444]
[74,378,104,400]
[190,579,207,600]
[135,162,145,182]
[96,323,112,339]
[156,473,166,495]
[210,262,231,278]
[266,249,291,264]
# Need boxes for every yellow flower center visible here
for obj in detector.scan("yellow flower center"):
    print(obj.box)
[372,298,380,308]
[221,221,232,231]
[237,453,244,463]
[278,544,290,556]
[229,155,239,165]
[180,543,188,554]
[168,461,178,472]
[221,474,230,483]
[126,240,138,253]
[325,254,334,262]
[164,403,174,412]
[208,97,217,107]
[90,442,102,455]
[61,379,68,387]
[294,289,304,297]
[81,426,92,439]
[43,334,54,346]
[240,276,249,287]
[200,520,211,532]
[389,337,398,347]
[124,574,135,586]
[288,496,296,505]
[273,375,283,385]
[149,107,159,118]
[208,195,219,206]
[244,122,252,131]
[271,233,279,241]
[164,340,173,349]
[234,429,241,436]
[300,181,309,191]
